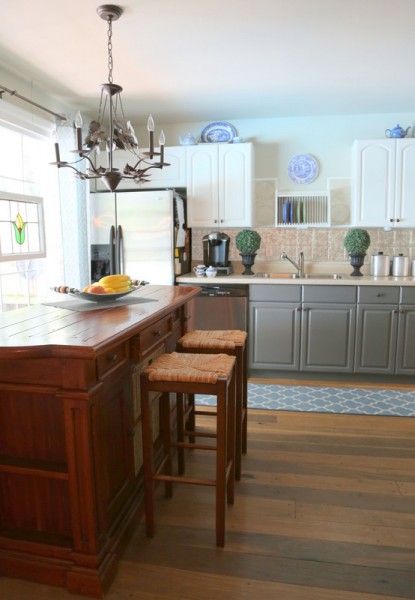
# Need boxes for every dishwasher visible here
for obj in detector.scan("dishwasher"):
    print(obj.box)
[179,283,248,331]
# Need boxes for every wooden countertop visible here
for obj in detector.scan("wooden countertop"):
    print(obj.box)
[0,284,201,359]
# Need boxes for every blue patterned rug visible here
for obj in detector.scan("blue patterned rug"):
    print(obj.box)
[196,383,415,416]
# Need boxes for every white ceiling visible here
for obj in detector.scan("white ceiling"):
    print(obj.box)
[0,0,414,124]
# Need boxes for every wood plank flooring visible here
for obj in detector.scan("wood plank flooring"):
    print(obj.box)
[1,409,415,599]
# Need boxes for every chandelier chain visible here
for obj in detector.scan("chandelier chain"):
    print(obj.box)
[107,16,114,84]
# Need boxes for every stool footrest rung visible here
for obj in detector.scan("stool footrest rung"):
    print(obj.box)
[183,429,216,439]
[173,441,216,452]
[154,474,216,487]
[195,409,218,416]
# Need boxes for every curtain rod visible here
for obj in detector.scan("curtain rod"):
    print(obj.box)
[0,84,67,123]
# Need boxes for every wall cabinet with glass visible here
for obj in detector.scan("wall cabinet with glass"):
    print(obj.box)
[352,138,415,228]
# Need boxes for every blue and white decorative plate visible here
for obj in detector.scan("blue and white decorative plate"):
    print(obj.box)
[288,154,319,184]
[201,121,237,143]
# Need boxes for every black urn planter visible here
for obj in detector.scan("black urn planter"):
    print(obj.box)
[240,253,257,275]
[349,253,366,276]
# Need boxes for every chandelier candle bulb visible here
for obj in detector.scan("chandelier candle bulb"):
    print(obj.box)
[159,130,165,164]
[147,114,154,157]
[54,142,61,163]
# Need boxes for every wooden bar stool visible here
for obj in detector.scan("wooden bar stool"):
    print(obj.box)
[140,351,236,547]
[176,330,248,480]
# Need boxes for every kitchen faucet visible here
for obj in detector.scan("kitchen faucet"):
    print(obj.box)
[281,251,305,278]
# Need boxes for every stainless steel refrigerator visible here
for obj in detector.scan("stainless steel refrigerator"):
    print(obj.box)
[89,190,188,284]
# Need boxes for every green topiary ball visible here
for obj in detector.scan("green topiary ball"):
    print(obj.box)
[343,228,371,255]
[235,229,261,254]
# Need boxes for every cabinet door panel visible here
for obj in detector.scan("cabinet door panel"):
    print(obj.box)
[249,302,300,370]
[301,304,356,372]
[219,144,252,226]
[352,140,395,227]
[395,140,415,225]
[355,305,398,373]
[186,145,219,227]
[396,306,415,374]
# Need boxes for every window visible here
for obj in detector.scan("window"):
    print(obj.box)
[0,107,64,312]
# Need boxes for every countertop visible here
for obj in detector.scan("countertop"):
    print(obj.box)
[176,273,415,287]
[0,284,200,359]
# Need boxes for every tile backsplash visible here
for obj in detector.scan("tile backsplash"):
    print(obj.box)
[192,227,415,267]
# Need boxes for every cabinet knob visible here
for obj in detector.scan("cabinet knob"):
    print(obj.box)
[389,218,394,222]
[396,218,400,223]
[153,329,161,337]
[214,220,218,223]
[296,307,302,312]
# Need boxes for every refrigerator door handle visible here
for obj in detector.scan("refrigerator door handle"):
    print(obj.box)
[115,225,124,274]
[109,225,116,275]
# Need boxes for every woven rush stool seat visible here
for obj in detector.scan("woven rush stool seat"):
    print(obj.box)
[176,329,248,480]
[140,351,236,547]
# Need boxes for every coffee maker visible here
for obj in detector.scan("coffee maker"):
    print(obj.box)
[202,231,233,275]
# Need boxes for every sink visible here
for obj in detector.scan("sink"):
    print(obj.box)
[254,272,343,280]
[303,273,343,280]
[254,273,300,279]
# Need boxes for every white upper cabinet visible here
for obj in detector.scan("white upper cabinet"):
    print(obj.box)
[352,139,415,228]
[92,146,187,191]
[186,143,253,228]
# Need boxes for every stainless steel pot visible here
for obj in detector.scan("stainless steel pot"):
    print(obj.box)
[370,252,390,276]
[392,254,410,277]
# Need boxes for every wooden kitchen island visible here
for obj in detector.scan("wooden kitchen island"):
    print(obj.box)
[0,285,200,597]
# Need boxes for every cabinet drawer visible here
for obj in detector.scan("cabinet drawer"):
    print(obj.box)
[400,287,415,305]
[97,343,127,378]
[139,314,172,358]
[303,285,356,303]
[249,284,301,302]
[358,286,399,304]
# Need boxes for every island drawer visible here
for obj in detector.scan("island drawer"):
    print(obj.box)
[358,286,399,304]
[97,342,127,378]
[139,314,172,358]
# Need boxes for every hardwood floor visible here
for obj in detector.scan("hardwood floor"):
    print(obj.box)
[1,409,415,599]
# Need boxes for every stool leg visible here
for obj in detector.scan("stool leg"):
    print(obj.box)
[141,379,155,538]
[227,367,236,507]
[187,393,196,444]
[176,392,185,475]
[215,380,228,548]
[160,392,173,498]
[234,347,243,481]
[242,344,248,454]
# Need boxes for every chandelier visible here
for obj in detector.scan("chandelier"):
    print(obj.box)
[53,4,169,192]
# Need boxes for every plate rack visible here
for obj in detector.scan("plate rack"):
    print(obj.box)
[276,193,329,227]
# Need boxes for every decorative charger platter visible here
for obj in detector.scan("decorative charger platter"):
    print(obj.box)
[70,289,139,302]
[288,154,319,184]
[51,283,146,303]
[200,121,237,143]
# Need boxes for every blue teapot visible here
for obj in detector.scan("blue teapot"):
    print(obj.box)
[385,124,411,138]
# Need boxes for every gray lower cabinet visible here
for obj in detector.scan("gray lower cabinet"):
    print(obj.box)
[301,285,356,372]
[249,285,356,373]
[354,286,402,374]
[250,283,415,376]
[249,285,301,370]
[396,288,415,375]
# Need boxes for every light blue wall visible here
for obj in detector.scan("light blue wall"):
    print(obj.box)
[155,113,415,191]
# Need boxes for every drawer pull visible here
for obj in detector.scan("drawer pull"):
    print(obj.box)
[153,329,162,337]
[376,293,384,297]
[108,353,118,362]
